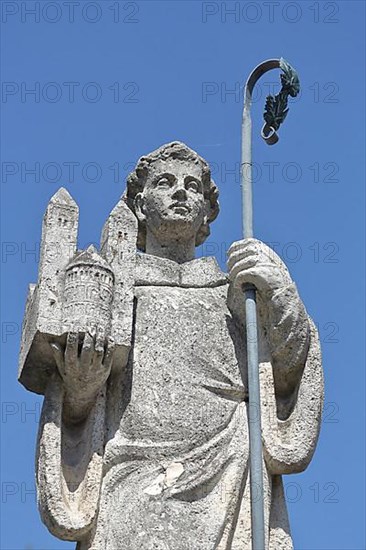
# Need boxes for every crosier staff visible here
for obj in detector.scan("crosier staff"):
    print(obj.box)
[241,58,300,550]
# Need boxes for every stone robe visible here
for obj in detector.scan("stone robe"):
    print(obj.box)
[37,254,323,550]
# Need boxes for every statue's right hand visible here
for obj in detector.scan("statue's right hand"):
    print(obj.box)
[50,329,114,403]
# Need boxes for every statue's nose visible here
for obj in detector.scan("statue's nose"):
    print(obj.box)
[172,186,187,201]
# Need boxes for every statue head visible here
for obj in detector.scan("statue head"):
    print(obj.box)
[125,142,219,252]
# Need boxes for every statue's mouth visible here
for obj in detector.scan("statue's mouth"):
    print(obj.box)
[170,202,191,212]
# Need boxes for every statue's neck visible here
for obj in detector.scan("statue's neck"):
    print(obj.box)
[145,231,196,264]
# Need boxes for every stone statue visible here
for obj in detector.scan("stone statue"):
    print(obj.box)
[19,142,323,549]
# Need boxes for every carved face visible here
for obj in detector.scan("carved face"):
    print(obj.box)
[135,159,208,244]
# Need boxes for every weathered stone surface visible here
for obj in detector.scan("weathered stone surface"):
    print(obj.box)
[19,142,324,549]
[19,191,138,395]
[18,187,79,394]
[63,245,115,334]
[99,195,138,371]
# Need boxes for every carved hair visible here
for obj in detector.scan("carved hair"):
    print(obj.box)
[125,141,219,251]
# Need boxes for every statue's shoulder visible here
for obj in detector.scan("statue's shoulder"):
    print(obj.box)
[180,256,228,288]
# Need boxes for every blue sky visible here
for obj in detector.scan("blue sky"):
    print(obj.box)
[1,1,365,549]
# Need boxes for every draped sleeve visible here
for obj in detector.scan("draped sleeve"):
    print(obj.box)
[228,278,324,475]
[261,318,323,474]
[36,373,106,541]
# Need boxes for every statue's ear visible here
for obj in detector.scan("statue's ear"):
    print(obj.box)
[134,192,146,223]
[203,197,211,225]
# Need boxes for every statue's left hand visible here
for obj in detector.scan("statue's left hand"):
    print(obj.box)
[227,238,292,295]
[49,329,115,421]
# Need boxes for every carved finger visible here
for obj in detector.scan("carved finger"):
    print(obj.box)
[80,331,94,368]
[236,265,287,295]
[233,267,268,293]
[227,248,258,272]
[93,327,105,369]
[103,337,115,372]
[228,240,243,256]
[50,342,65,377]
[228,237,260,255]
[231,263,279,292]
[95,326,105,349]
[229,256,260,283]
[65,332,78,368]
[229,239,284,268]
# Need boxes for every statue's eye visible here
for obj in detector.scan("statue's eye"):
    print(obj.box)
[185,179,200,193]
[156,177,171,187]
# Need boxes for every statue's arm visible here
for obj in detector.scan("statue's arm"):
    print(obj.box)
[227,238,324,473]
[259,280,310,402]
[18,192,137,541]
[35,331,114,541]
[227,238,314,411]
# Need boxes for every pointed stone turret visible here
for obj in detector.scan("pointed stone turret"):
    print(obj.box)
[38,187,79,285]
[18,187,79,394]
[100,195,138,371]
[37,187,79,331]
